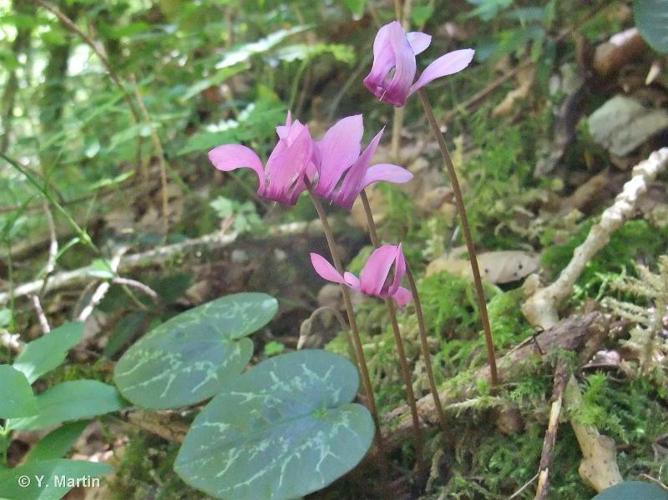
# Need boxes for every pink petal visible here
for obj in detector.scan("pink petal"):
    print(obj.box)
[392,286,412,307]
[310,253,346,284]
[314,115,363,197]
[387,243,407,295]
[344,272,361,290]
[361,163,413,189]
[384,22,417,106]
[363,21,416,106]
[333,128,385,209]
[406,32,431,55]
[263,123,313,204]
[208,144,264,183]
[409,48,475,95]
[359,244,399,297]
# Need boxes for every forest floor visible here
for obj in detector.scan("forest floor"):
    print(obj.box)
[1,1,667,499]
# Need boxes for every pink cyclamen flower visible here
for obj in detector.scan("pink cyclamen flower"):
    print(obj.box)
[312,114,413,209]
[363,21,475,107]
[208,113,314,205]
[311,244,412,307]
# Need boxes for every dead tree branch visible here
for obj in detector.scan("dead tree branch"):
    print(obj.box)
[523,147,668,328]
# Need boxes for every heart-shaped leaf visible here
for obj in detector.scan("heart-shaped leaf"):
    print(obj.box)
[0,459,111,500]
[13,322,84,383]
[174,350,374,500]
[6,380,126,431]
[635,0,668,53]
[114,293,278,409]
[0,364,37,418]
[593,480,668,499]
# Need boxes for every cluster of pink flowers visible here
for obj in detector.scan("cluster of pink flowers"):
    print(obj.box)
[208,21,474,306]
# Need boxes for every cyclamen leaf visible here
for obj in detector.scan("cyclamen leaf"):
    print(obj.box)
[174,350,374,500]
[0,365,37,418]
[6,380,126,431]
[634,0,668,54]
[13,322,84,383]
[593,480,668,499]
[114,293,278,409]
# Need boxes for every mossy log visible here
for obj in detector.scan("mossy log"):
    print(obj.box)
[382,312,608,449]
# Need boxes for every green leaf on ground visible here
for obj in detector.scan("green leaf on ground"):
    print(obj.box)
[13,322,84,383]
[6,380,126,431]
[174,350,374,500]
[0,365,37,418]
[113,293,278,409]
[23,421,90,463]
[635,0,668,53]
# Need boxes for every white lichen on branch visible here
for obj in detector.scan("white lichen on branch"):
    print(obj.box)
[522,147,668,328]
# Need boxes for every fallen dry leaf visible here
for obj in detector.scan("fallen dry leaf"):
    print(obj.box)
[427,250,539,284]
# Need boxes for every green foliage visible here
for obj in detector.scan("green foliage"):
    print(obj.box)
[464,114,543,248]
[110,432,199,500]
[542,220,668,300]
[114,293,278,409]
[0,364,37,418]
[22,421,89,464]
[210,195,262,234]
[174,350,374,500]
[6,380,126,431]
[634,0,668,54]
[12,322,84,383]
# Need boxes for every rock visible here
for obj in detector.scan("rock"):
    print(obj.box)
[588,95,668,156]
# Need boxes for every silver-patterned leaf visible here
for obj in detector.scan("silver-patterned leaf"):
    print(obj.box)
[174,350,374,500]
[113,293,278,409]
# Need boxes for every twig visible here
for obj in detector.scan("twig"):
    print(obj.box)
[38,201,58,296]
[523,148,668,328]
[564,375,623,492]
[29,294,51,333]
[77,247,127,322]
[509,473,539,499]
[32,0,141,123]
[534,359,569,499]
[112,277,159,302]
[0,221,312,306]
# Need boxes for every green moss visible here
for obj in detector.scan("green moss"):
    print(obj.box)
[109,432,200,499]
[541,220,668,300]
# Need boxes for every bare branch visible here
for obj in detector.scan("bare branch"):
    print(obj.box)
[523,148,668,328]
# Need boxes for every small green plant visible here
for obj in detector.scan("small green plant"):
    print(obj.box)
[210,195,262,234]
[0,322,122,498]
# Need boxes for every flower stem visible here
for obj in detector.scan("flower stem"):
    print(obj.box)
[385,296,423,463]
[416,89,498,386]
[308,192,384,445]
[404,264,447,432]
[361,190,445,436]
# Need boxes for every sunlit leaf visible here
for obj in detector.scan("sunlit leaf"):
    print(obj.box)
[0,365,37,418]
[114,293,278,409]
[6,380,126,431]
[174,350,374,500]
[13,322,84,383]
[635,0,668,53]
